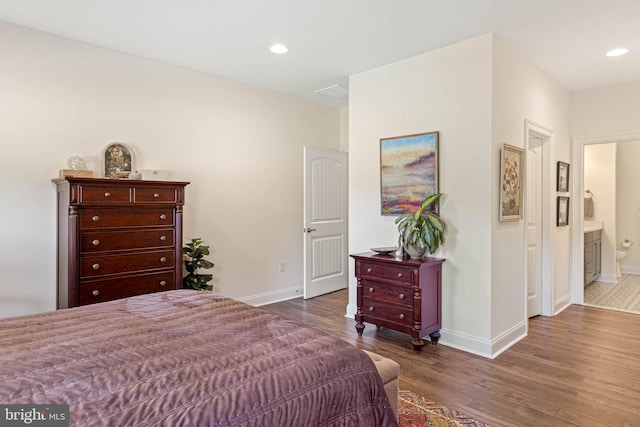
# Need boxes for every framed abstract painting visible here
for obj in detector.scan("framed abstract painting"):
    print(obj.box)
[380,131,439,216]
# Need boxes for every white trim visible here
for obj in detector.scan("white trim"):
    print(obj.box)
[554,295,571,315]
[438,328,493,358]
[622,266,640,275]
[491,321,527,359]
[239,286,303,306]
[571,131,640,305]
[345,303,357,319]
[525,120,555,320]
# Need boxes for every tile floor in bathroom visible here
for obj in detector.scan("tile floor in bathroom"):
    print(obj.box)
[584,273,640,314]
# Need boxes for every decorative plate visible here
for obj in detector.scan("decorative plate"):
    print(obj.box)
[370,246,398,255]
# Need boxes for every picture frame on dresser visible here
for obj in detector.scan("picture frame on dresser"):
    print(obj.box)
[103,142,134,178]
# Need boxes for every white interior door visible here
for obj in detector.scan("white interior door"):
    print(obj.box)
[303,147,348,299]
[527,136,543,317]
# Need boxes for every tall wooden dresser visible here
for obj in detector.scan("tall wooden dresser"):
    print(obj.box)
[53,177,189,308]
[351,252,445,353]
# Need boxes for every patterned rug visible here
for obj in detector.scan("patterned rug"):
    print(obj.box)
[398,389,490,426]
[584,273,640,314]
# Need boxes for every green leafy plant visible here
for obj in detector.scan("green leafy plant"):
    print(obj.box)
[182,238,215,291]
[395,193,446,256]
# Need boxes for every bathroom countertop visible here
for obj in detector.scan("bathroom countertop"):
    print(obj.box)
[584,220,603,233]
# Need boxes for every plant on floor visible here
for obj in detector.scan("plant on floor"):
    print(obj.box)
[395,193,446,258]
[182,237,215,291]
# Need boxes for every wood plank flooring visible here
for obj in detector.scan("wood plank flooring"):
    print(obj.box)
[261,289,640,426]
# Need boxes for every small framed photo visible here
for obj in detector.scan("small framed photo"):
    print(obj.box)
[557,196,569,226]
[499,144,525,221]
[103,142,134,178]
[557,161,569,192]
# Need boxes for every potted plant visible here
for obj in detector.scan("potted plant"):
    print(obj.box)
[395,193,446,258]
[182,238,215,291]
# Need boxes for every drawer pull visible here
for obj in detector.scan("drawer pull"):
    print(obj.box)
[397,272,403,278]
[159,280,167,287]
[92,215,100,222]
[159,214,167,220]
[367,268,372,273]
[153,193,160,198]
[399,313,405,320]
[160,235,167,241]
[368,306,375,312]
[104,192,111,197]
[399,293,405,300]
[92,263,100,270]
[368,287,374,293]
[159,257,167,263]
[92,239,100,246]
[92,290,100,297]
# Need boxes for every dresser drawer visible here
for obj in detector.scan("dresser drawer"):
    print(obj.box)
[80,229,174,254]
[80,185,132,204]
[359,261,413,285]
[134,186,177,203]
[79,271,175,305]
[362,281,412,307]
[80,208,175,229]
[80,250,175,278]
[362,296,412,327]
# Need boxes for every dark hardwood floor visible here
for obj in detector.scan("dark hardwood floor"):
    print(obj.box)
[262,289,640,427]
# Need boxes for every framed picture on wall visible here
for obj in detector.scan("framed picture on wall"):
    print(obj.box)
[380,131,439,215]
[557,161,570,192]
[499,143,525,221]
[557,196,569,226]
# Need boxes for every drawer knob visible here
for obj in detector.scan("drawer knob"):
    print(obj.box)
[159,214,167,220]
[160,257,167,263]
[92,215,100,222]
[153,193,160,198]
[399,313,405,320]
[368,287,374,293]
[92,290,99,297]
[92,263,100,270]
[368,306,375,312]
[159,280,167,287]
[160,235,167,241]
[104,192,111,197]
[397,272,403,278]
[92,239,100,246]
[399,293,405,300]
[367,268,372,273]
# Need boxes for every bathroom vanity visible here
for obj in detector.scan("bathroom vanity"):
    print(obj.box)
[584,221,603,285]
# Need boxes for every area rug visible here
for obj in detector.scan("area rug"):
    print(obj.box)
[398,389,490,427]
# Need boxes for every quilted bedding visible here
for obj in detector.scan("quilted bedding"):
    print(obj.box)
[0,290,396,426]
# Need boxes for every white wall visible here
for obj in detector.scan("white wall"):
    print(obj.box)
[616,141,640,273]
[349,34,494,356]
[491,36,572,333]
[584,144,617,282]
[0,22,342,317]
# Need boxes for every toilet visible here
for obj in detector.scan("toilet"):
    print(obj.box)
[616,250,627,278]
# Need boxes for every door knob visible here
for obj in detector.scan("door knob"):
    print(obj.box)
[304,227,317,233]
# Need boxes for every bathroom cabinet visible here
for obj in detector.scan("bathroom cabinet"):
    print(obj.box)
[584,230,602,285]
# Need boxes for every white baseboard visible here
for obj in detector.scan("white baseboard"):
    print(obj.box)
[238,286,303,307]
[621,265,640,275]
[345,303,357,319]
[598,273,618,283]
[554,295,571,315]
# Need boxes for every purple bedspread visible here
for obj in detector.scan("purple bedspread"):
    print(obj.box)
[0,290,397,426]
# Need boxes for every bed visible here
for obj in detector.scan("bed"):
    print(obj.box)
[0,290,397,426]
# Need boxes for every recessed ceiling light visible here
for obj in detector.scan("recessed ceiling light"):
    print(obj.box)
[270,44,288,54]
[606,48,629,57]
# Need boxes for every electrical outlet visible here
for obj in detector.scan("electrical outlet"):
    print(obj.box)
[279,261,286,272]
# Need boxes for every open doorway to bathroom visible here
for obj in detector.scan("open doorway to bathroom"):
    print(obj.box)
[581,140,640,315]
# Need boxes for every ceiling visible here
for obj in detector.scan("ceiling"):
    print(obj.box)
[0,0,638,107]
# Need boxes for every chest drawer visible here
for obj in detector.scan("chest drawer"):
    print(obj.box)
[362,281,412,306]
[134,186,177,203]
[362,296,412,327]
[80,249,175,278]
[80,208,175,229]
[359,261,413,285]
[80,185,132,204]
[80,229,174,254]
[79,271,174,305]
